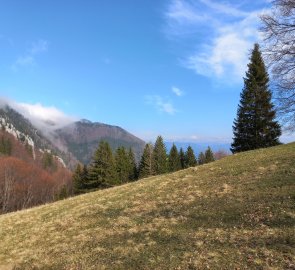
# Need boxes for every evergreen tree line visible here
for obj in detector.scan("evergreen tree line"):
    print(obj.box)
[73,137,215,194]
[73,141,137,194]
[138,136,215,179]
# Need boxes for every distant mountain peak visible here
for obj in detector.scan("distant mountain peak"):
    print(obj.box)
[79,119,92,124]
[0,104,145,167]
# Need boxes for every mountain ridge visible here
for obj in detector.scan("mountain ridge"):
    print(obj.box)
[0,103,145,167]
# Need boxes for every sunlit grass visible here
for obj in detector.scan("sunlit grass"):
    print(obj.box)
[0,143,294,269]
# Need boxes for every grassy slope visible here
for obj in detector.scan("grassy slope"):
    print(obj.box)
[0,143,294,270]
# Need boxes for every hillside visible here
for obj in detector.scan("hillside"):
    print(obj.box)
[0,130,72,214]
[0,103,145,167]
[0,143,294,269]
[55,120,145,164]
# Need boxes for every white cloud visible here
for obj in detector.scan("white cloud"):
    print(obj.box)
[187,31,253,78]
[165,0,267,81]
[1,98,76,131]
[145,95,176,115]
[172,86,184,96]
[11,39,48,71]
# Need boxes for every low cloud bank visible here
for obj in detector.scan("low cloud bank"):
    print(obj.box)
[0,97,77,133]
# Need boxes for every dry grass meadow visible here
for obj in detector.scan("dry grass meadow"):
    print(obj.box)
[0,143,294,269]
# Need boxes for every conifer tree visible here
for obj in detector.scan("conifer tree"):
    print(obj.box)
[115,146,129,184]
[168,143,181,172]
[204,146,215,163]
[231,43,281,153]
[138,143,153,179]
[81,164,89,188]
[88,141,117,188]
[127,148,138,181]
[73,164,83,194]
[179,147,186,169]
[198,151,205,165]
[152,136,167,175]
[185,146,197,167]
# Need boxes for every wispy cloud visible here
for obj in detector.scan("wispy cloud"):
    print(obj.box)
[13,56,35,68]
[11,39,48,71]
[166,0,207,24]
[172,86,184,96]
[199,0,249,17]
[165,0,267,81]
[145,95,176,115]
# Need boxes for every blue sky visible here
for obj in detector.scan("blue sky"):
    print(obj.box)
[1,0,294,143]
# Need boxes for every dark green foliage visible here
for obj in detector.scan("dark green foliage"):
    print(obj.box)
[42,152,55,170]
[179,147,186,169]
[198,151,205,165]
[0,136,12,155]
[168,144,181,172]
[73,164,83,194]
[56,185,68,200]
[127,148,138,181]
[231,43,281,153]
[81,164,89,185]
[115,146,130,184]
[152,136,168,175]
[73,164,89,194]
[88,141,117,188]
[138,143,153,179]
[204,146,215,163]
[185,146,197,167]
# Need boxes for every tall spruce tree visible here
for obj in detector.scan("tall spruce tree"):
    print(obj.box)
[231,43,281,153]
[185,146,197,167]
[179,147,186,169]
[88,141,117,188]
[138,143,153,179]
[115,146,130,184]
[127,148,138,181]
[73,164,89,194]
[152,136,168,175]
[73,164,83,194]
[204,146,215,163]
[168,143,181,172]
[81,164,89,189]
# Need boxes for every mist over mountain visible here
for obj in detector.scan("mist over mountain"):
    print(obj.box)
[0,99,145,167]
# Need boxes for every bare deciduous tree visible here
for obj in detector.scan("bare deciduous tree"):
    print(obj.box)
[260,0,295,130]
